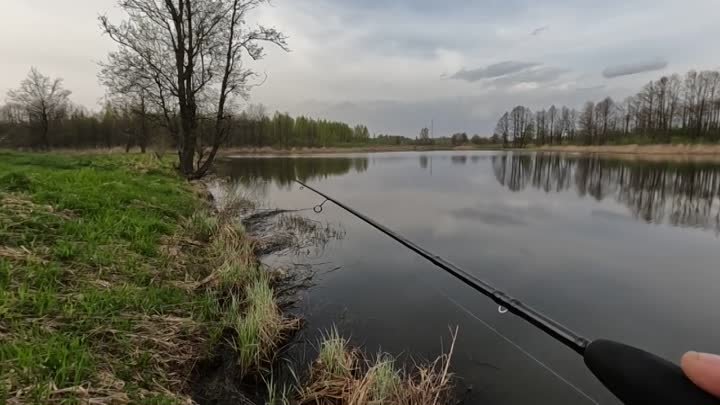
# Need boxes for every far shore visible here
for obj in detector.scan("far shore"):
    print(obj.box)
[531,144,720,162]
[218,144,503,156]
[220,143,720,162]
[6,142,720,161]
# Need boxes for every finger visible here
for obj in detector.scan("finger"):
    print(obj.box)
[682,351,720,398]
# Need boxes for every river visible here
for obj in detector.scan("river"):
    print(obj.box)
[217,151,720,404]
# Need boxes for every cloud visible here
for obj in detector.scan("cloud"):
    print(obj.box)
[5,0,719,137]
[450,61,541,82]
[531,25,549,35]
[574,84,606,92]
[602,58,669,78]
[491,66,569,86]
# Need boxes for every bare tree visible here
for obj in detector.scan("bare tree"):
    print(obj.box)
[595,97,615,144]
[509,105,534,147]
[559,106,571,142]
[548,105,558,145]
[569,109,578,141]
[495,112,510,148]
[6,68,71,150]
[100,52,156,153]
[100,0,288,178]
[419,127,430,144]
[579,101,595,144]
[536,109,547,145]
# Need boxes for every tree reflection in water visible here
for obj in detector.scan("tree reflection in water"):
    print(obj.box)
[492,153,720,233]
[216,157,369,188]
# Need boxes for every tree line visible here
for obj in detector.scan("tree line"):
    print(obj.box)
[495,68,720,147]
[0,73,159,152]
[0,68,373,152]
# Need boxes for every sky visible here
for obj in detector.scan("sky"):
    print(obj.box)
[2,0,720,136]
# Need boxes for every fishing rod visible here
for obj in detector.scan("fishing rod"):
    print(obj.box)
[295,179,719,405]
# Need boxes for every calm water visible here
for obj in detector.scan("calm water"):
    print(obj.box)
[217,151,720,404]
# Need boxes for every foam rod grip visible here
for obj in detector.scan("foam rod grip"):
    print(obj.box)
[584,339,720,405]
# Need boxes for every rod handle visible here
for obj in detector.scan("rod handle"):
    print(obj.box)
[584,339,720,405]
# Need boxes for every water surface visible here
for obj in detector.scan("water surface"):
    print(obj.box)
[217,151,720,404]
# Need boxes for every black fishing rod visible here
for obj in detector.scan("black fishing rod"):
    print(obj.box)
[295,179,719,405]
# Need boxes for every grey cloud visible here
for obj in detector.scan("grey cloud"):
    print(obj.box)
[602,59,668,78]
[531,25,549,36]
[450,61,541,82]
[491,66,569,86]
[574,84,606,92]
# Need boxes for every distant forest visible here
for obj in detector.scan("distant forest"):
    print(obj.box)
[5,67,720,155]
[0,70,491,152]
[0,73,378,151]
[495,68,720,147]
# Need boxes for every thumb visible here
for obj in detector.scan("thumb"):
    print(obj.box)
[682,351,720,398]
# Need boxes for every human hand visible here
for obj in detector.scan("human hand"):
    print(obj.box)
[682,351,720,398]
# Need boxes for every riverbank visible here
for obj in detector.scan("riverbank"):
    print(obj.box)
[534,143,720,158]
[220,144,503,156]
[0,152,455,405]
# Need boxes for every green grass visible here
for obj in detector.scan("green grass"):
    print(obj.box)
[317,328,353,379]
[234,278,287,373]
[0,153,208,404]
[0,152,304,404]
[368,355,402,402]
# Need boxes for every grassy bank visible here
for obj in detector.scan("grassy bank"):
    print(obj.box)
[0,152,456,405]
[0,153,297,404]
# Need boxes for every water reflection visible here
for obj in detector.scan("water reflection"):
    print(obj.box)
[451,155,468,165]
[493,153,720,233]
[217,156,369,187]
[218,151,720,403]
[419,155,429,169]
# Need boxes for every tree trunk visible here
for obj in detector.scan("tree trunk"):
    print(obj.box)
[41,117,50,151]
[179,119,196,176]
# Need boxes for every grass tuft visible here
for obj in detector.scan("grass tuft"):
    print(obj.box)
[186,211,219,243]
[0,172,33,192]
[224,276,299,375]
[297,328,458,405]
[367,354,402,402]
[317,328,354,380]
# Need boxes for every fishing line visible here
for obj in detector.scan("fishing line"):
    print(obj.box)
[295,179,590,355]
[439,291,599,405]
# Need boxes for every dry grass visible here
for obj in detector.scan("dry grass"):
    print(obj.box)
[535,144,720,162]
[297,328,457,405]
